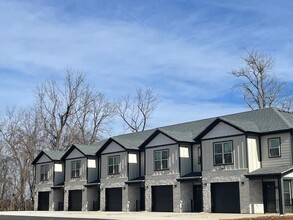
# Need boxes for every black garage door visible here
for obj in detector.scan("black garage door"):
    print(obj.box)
[69,190,82,211]
[106,188,122,211]
[211,182,240,213]
[38,192,49,211]
[152,185,173,212]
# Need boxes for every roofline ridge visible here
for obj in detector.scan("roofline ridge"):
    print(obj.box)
[272,107,293,129]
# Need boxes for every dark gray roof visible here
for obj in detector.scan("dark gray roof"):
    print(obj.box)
[74,140,107,156]
[112,129,155,150]
[158,118,215,142]
[220,108,293,133]
[43,150,65,160]
[246,165,293,178]
[105,107,293,150]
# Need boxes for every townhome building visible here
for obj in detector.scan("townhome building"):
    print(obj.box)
[61,142,105,211]
[98,130,154,212]
[32,150,65,211]
[33,107,293,214]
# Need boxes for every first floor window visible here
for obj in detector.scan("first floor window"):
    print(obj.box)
[154,149,169,170]
[214,141,233,165]
[71,160,81,178]
[268,137,281,158]
[108,155,120,174]
[284,181,292,206]
[40,165,49,181]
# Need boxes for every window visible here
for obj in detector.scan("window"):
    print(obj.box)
[108,155,120,174]
[284,181,292,206]
[40,165,49,181]
[154,149,169,170]
[213,141,233,165]
[198,147,202,164]
[268,137,281,158]
[71,160,81,178]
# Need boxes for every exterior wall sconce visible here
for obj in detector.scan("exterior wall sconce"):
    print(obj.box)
[204,183,207,187]
[174,184,177,188]
[241,181,245,186]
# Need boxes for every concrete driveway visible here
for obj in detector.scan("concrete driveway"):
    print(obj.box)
[0,211,276,220]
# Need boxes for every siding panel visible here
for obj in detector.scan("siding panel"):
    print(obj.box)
[261,132,291,167]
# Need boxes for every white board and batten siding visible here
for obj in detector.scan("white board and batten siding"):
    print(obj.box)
[201,122,247,171]
[247,136,261,172]
[261,132,292,168]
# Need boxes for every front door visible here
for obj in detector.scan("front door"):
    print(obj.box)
[263,182,276,213]
[193,185,203,212]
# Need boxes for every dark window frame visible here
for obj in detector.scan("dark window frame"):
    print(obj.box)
[154,149,169,171]
[108,155,120,175]
[268,137,281,158]
[40,164,49,181]
[213,140,233,166]
[71,160,81,178]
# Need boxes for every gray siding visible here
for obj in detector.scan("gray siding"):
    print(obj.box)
[35,162,54,185]
[261,132,292,167]
[65,158,87,182]
[101,152,127,179]
[103,141,124,154]
[146,133,176,147]
[66,148,83,159]
[202,135,247,171]
[179,145,192,176]
[140,151,145,176]
[145,144,179,176]
[203,122,243,139]
[192,144,201,172]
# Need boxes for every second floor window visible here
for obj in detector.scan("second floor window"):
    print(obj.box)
[268,137,281,158]
[214,141,233,165]
[40,165,49,181]
[198,147,202,164]
[108,155,120,174]
[71,160,81,178]
[154,149,169,170]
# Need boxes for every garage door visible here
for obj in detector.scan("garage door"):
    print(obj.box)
[69,190,82,211]
[38,192,49,211]
[152,185,173,212]
[211,182,240,213]
[106,188,122,211]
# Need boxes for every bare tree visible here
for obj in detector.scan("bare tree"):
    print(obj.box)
[35,70,114,150]
[116,87,159,132]
[231,49,292,110]
[0,107,41,210]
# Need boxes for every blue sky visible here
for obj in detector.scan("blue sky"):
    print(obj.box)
[1,0,293,134]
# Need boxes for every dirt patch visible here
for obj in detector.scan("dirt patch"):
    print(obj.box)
[222,216,293,220]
